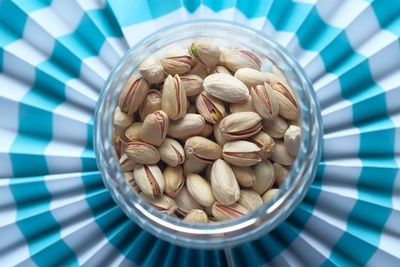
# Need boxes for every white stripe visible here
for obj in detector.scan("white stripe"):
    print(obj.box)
[323,127,361,158]
[0,180,31,266]
[76,0,105,10]
[65,78,98,110]
[0,129,17,178]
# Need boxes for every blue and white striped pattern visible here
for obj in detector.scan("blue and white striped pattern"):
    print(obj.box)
[0,0,399,266]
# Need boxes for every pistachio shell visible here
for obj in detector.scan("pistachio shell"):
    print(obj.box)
[273,163,289,186]
[120,122,142,144]
[230,96,257,113]
[160,49,194,74]
[222,49,261,72]
[271,140,295,166]
[159,138,185,167]
[189,40,220,68]
[113,106,133,128]
[247,131,275,159]
[213,120,228,146]
[262,189,280,203]
[183,158,208,177]
[162,74,187,120]
[231,166,256,187]
[124,171,140,192]
[199,123,213,138]
[119,153,137,171]
[139,110,169,146]
[203,73,249,103]
[209,65,231,75]
[185,136,222,164]
[252,160,275,195]
[270,81,299,120]
[139,57,165,84]
[180,74,204,96]
[284,125,301,157]
[184,209,208,223]
[234,68,269,89]
[212,202,248,221]
[139,89,162,121]
[163,166,184,197]
[222,140,262,167]
[134,164,164,198]
[196,91,226,124]
[211,159,240,205]
[188,63,208,79]
[167,113,205,139]
[186,173,215,207]
[238,189,263,212]
[262,116,288,139]
[125,142,160,165]
[173,186,203,216]
[250,82,279,120]
[119,74,149,115]
[219,112,262,140]
[140,193,177,215]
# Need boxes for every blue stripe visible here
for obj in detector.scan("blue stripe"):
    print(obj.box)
[267,0,313,32]
[87,8,124,38]
[13,0,51,13]
[182,0,201,13]
[371,0,400,36]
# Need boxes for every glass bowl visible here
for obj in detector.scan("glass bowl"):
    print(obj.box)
[94,20,323,249]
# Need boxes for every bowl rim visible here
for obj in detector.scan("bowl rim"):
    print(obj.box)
[94,19,323,249]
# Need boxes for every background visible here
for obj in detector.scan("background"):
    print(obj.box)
[0,0,399,266]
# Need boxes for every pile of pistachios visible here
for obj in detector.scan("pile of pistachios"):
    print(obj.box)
[113,40,302,223]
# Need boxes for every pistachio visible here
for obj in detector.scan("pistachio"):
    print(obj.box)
[187,174,215,207]
[199,123,213,138]
[113,106,133,128]
[284,125,301,157]
[222,140,262,167]
[189,40,220,68]
[212,202,248,221]
[234,68,269,89]
[209,65,231,75]
[262,116,288,139]
[124,171,140,193]
[159,138,185,167]
[271,140,295,166]
[204,205,213,216]
[114,133,122,159]
[134,164,164,198]
[222,49,261,72]
[168,113,205,139]
[163,166,184,197]
[238,189,263,212]
[162,74,187,120]
[180,74,203,96]
[185,136,222,164]
[262,189,280,203]
[119,153,137,171]
[273,163,289,186]
[160,49,194,74]
[140,193,177,215]
[247,131,275,159]
[213,120,228,146]
[204,164,212,182]
[203,73,249,103]
[211,159,240,205]
[139,89,162,121]
[229,96,257,113]
[196,91,226,124]
[184,209,208,223]
[250,82,279,120]
[183,158,208,177]
[219,112,262,140]
[264,72,283,84]
[120,122,142,144]
[188,63,208,79]
[232,166,256,187]
[125,142,160,165]
[218,47,230,66]
[252,160,275,195]
[187,104,197,113]
[270,81,298,120]
[119,74,149,115]
[173,186,203,216]
[139,57,165,84]
[139,110,169,146]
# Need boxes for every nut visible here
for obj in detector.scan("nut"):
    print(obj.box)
[234,68,269,89]
[184,136,222,164]
[119,153,137,171]
[119,74,149,115]
[270,81,298,120]
[139,110,169,146]
[232,166,256,187]
[230,96,257,113]
[139,89,162,121]
[196,91,226,124]
[167,113,205,139]
[173,186,203,216]
[203,73,249,103]
[186,173,215,207]
[140,193,177,215]
[262,189,280,203]
[189,40,220,68]
[213,120,228,146]
[160,49,194,74]
[125,142,160,165]
[250,82,279,120]
[262,116,288,139]
[199,123,213,138]
[209,65,231,75]
[163,166,184,197]
[212,202,248,221]
[238,189,263,212]
[120,122,142,144]
[180,74,203,96]
[113,106,133,128]
[222,49,261,72]
[139,57,165,84]
[134,164,164,198]
[183,158,208,177]
[162,74,187,120]
[252,160,275,195]
[188,63,208,79]
[284,125,301,157]
[247,131,275,159]
[158,138,185,167]
[219,112,262,140]
[184,209,208,223]
[210,159,240,205]
[273,163,289,186]
[271,140,294,166]
[222,140,262,167]
[124,171,140,192]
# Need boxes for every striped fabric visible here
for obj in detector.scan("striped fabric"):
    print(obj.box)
[0,0,399,266]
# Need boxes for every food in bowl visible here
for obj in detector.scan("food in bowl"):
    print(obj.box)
[112,40,301,223]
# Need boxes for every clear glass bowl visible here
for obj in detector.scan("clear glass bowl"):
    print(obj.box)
[94,20,323,249]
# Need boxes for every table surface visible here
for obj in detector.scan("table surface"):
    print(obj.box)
[0,0,399,266]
